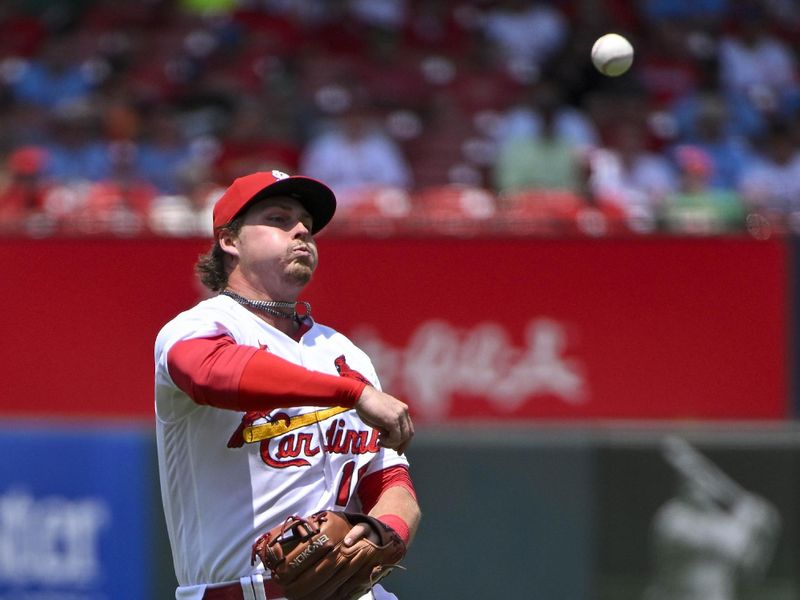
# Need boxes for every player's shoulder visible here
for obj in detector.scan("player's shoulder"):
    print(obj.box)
[306,321,378,380]
[155,295,240,353]
[158,294,230,329]
[308,321,364,353]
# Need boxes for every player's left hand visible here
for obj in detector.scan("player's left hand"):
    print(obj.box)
[253,511,406,600]
[343,521,381,547]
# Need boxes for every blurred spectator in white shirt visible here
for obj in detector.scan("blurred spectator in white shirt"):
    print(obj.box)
[739,121,800,221]
[299,86,412,206]
[493,80,598,147]
[149,161,222,237]
[589,121,678,224]
[718,4,798,116]
[481,0,568,76]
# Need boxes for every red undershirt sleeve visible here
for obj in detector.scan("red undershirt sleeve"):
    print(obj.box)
[357,465,417,514]
[358,465,417,546]
[167,335,366,411]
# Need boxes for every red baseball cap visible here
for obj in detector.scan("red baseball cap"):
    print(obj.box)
[212,170,336,236]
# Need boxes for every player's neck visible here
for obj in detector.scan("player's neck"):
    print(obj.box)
[227,272,302,304]
[222,282,309,340]
[268,314,304,340]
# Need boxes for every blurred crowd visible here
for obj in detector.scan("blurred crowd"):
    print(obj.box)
[1,0,800,238]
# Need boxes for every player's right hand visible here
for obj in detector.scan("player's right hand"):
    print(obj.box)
[354,386,414,454]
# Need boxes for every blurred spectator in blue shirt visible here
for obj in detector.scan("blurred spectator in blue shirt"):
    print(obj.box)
[7,34,96,109]
[42,100,112,184]
[669,96,753,190]
[138,107,194,195]
[62,140,157,236]
[348,0,408,32]
[640,0,729,26]
[670,58,765,142]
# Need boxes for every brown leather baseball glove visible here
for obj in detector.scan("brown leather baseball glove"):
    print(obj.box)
[251,510,406,600]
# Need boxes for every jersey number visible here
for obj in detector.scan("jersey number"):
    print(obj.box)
[335,461,368,507]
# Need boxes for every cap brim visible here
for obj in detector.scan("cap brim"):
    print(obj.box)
[250,176,336,234]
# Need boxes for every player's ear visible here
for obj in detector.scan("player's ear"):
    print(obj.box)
[218,228,240,258]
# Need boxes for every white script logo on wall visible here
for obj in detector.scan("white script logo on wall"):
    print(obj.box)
[0,489,109,586]
[352,318,587,418]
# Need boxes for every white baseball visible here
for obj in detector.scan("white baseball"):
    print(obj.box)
[591,33,634,77]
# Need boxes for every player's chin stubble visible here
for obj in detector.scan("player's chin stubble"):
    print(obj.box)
[284,258,315,287]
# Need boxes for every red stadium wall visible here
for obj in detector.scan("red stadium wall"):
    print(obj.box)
[0,236,789,421]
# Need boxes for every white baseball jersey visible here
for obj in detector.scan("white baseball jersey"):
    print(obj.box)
[154,294,408,598]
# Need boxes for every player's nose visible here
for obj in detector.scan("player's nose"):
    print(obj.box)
[291,219,312,238]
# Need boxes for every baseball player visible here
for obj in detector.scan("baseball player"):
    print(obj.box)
[645,438,781,600]
[154,170,420,600]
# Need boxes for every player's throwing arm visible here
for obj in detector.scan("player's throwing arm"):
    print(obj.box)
[355,386,414,455]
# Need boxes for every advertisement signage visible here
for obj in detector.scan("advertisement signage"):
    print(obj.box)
[0,424,157,600]
[307,237,788,420]
[0,236,789,421]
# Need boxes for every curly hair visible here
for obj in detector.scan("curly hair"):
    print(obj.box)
[195,216,244,292]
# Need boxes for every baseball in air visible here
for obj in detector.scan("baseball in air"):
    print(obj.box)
[591,33,634,77]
